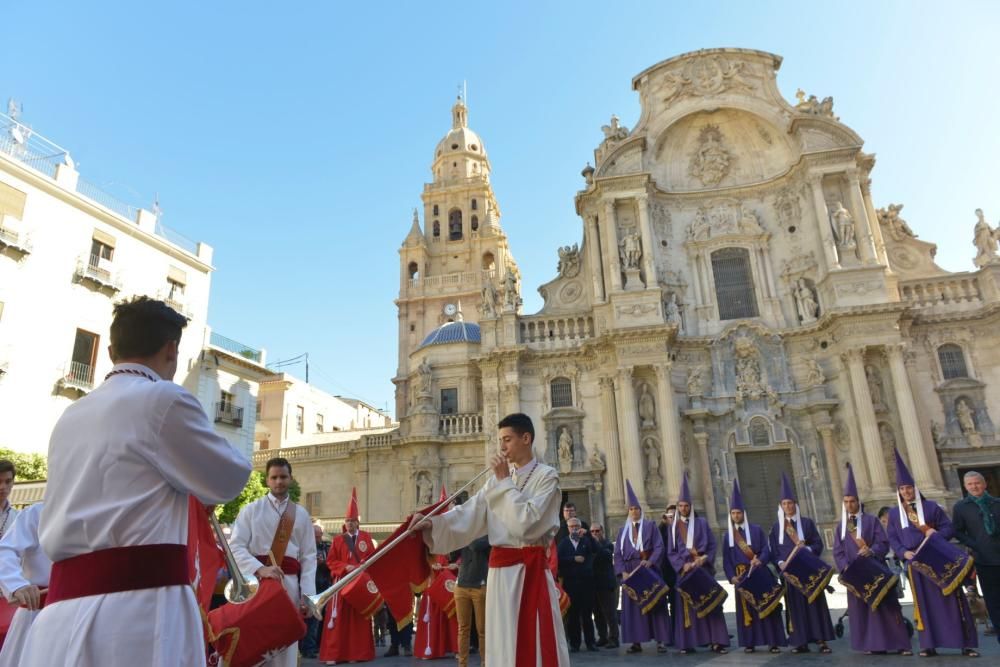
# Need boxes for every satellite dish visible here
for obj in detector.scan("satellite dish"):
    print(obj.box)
[10,125,24,145]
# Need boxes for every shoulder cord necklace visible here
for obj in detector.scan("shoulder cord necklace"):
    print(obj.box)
[0,507,10,539]
[514,461,538,492]
[105,368,158,383]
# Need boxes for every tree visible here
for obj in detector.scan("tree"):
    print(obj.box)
[215,471,302,524]
[0,449,47,481]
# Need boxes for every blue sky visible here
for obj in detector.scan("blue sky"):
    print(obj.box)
[7,1,999,415]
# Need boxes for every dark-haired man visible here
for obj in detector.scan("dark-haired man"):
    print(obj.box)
[231,458,316,667]
[21,296,251,666]
[555,502,589,545]
[413,413,570,666]
[0,461,18,541]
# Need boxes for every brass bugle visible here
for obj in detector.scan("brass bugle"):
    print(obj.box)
[304,465,495,620]
[209,511,260,604]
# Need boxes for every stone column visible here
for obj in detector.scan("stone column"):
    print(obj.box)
[653,363,684,502]
[847,172,878,264]
[809,174,840,271]
[885,344,940,489]
[599,376,625,510]
[842,348,891,491]
[816,423,844,506]
[602,199,623,292]
[615,366,647,505]
[636,194,657,290]
[585,215,606,302]
[860,178,888,266]
[692,431,718,528]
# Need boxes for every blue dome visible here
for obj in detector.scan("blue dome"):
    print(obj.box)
[419,321,481,348]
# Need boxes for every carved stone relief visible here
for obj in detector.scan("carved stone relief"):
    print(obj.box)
[794,278,820,324]
[557,244,581,278]
[876,204,916,241]
[638,383,657,429]
[688,125,733,186]
[656,55,755,104]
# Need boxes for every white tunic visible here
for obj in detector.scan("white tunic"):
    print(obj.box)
[0,503,49,666]
[425,461,570,667]
[229,493,316,667]
[20,363,252,667]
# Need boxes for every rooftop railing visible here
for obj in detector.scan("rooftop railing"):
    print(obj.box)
[210,332,263,363]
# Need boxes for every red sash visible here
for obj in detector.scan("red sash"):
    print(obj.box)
[255,554,302,576]
[489,546,557,667]
[47,543,188,604]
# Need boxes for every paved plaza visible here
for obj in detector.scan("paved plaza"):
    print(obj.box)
[302,602,999,666]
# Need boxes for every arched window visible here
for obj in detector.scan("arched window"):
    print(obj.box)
[432,221,440,237]
[749,418,770,447]
[448,209,463,240]
[407,262,419,280]
[471,215,479,231]
[712,247,759,320]
[938,344,969,380]
[482,252,495,271]
[471,198,478,211]
[550,377,573,408]
[433,204,439,216]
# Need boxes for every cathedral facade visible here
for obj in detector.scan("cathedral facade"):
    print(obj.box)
[266,49,1000,543]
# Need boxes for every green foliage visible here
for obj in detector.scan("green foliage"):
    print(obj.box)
[0,449,47,482]
[214,471,302,523]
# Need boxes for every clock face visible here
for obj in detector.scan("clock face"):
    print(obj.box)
[443,303,457,316]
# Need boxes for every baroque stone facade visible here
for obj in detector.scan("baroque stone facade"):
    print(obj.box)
[256,49,1000,543]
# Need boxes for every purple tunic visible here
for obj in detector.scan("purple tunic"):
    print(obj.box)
[667,515,729,649]
[887,499,977,650]
[832,513,911,652]
[722,523,787,649]
[768,515,835,646]
[614,518,671,644]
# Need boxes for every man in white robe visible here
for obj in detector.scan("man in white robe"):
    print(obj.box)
[19,296,252,666]
[413,413,570,667]
[0,502,51,664]
[230,457,316,667]
[0,460,18,542]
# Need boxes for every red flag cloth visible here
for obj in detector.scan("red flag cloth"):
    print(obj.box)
[187,497,225,612]
[0,599,17,651]
[365,500,448,628]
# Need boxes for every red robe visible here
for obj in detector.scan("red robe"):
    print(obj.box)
[318,530,377,663]
[413,555,458,659]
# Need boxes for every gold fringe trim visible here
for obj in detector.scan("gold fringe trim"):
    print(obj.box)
[940,556,974,597]
[756,582,786,620]
[639,584,670,615]
[870,574,898,612]
[804,567,834,605]
[741,596,752,628]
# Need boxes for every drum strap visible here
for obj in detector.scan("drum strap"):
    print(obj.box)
[269,501,297,566]
[734,529,755,560]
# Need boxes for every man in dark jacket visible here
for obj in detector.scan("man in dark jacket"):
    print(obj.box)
[300,523,331,658]
[558,517,598,652]
[555,501,590,545]
[953,470,1000,644]
[589,522,620,649]
[657,505,677,618]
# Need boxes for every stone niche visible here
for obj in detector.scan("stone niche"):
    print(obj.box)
[542,406,586,473]
[935,378,995,449]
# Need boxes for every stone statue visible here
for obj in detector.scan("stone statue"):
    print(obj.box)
[618,231,642,270]
[956,399,977,434]
[557,243,581,278]
[481,281,498,318]
[712,458,722,484]
[794,278,819,323]
[930,420,942,446]
[876,203,915,241]
[865,365,884,408]
[805,358,825,388]
[689,125,731,186]
[638,383,656,428]
[809,453,821,480]
[686,365,705,396]
[973,208,1000,268]
[416,358,433,397]
[503,268,519,307]
[558,427,574,473]
[879,422,896,450]
[589,447,605,471]
[664,293,682,329]
[643,438,660,478]
[416,472,433,506]
[734,337,764,400]
[600,114,629,142]
[831,201,856,248]
[738,206,763,234]
[688,209,711,240]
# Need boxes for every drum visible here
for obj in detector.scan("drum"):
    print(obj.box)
[425,569,457,618]
[208,578,307,667]
[839,554,898,611]
[735,564,784,619]
[910,531,975,595]
[341,571,385,619]
[554,581,571,617]
[677,566,727,619]
[621,564,670,615]
[781,544,834,603]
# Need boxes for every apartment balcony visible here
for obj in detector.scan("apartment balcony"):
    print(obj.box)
[209,332,263,364]
[439,412,484,437]
[215,403,244,428]
[73,254,121,295]
[0,219,31,258]
[156,289,193,320]
[57,361,95,395]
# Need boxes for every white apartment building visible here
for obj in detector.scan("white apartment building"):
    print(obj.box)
[0,108,214,454]
[255,372,393,450]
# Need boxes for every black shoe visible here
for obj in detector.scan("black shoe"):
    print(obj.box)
[587,645,600,652]
[384,646,399,657]
[627,643,642,654]
[606,640,620,649]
